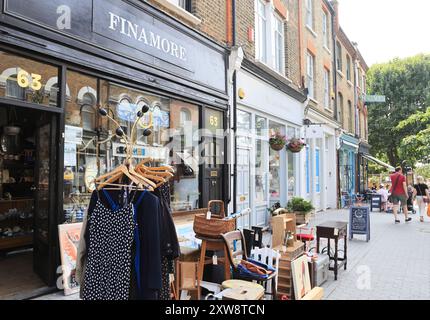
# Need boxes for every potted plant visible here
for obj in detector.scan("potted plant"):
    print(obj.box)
[286,197,315,224]
[269,131,287,151]
[287,137,306,153]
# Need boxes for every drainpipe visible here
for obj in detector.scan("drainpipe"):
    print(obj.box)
[232,0,238,213]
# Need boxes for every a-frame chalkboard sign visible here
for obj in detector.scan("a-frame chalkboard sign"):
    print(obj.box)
[349,206,370,242]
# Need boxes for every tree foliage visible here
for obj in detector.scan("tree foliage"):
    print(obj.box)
[367,54,430,167]
[396,107,430,163]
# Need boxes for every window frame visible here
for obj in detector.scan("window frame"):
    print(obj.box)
[273,13,285,74]
[306,0,314,30]
[346,55,352,81]
[306,52,315,99]
[322,11,329,49]
[255,0,268,64]
[336,42,343,72]
[324,68,330,109]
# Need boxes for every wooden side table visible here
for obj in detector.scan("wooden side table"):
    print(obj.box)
[316,221,348,281]
[196,235,231,298]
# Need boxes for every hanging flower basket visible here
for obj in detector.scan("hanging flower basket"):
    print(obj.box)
[287,138,306,153]
[269,131,287,151]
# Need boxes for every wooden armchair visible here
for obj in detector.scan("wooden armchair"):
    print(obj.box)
[221,230,277,299]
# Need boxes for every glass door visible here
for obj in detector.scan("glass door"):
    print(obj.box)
[236,147,251,229]
[33,113,57,285]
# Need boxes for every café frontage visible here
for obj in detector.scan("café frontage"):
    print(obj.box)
[0,0,228,298]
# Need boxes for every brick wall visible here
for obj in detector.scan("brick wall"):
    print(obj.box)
[191,0,228,45]
[336,35,355,134]
[301,0,335,119]
[285,0,302,88]
[235,0,255,59]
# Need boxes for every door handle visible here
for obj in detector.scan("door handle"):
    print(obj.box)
[31,185,37,191]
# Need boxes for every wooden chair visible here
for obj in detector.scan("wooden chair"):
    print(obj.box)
[250,247,280,298]
[221,230,278,300]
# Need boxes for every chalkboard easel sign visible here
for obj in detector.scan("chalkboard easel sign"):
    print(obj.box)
[370,194,382,212]
[349,206,370,242]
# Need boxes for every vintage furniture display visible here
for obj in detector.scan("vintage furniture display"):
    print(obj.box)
[271,212,297,248]
[175,260,200,300]
[221,230,277,300]
[308,254,330,287]
[274,240,304,300]
[195,234,231,298]
[316,221,348,280]
[250,247,280,297]
[291,255,325,300]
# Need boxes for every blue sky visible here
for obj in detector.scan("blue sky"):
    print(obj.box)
[338,0,430,66]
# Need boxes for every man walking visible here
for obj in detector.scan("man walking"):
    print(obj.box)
[390,167,412,223]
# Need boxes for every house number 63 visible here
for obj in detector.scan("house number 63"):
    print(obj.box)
[17,69,42,91]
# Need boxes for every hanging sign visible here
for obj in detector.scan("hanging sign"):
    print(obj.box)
[304,125,324,139]
[349,206,370,242]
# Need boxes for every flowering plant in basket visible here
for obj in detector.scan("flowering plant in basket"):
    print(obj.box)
[287,137,306,153]
[269,132,288,151]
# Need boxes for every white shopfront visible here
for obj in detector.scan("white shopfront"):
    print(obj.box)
[234,69,305,229]
[300,108,338,211]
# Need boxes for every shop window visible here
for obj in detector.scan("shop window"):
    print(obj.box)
[306,145,310,194]
[255,115,267,137]
[269,121,284,206]
[287,126,297,200]
[6,75,26,99]
[49,84,59,106]
[315,148,320,193]
[255,138,267,204]
[0,51,59,106]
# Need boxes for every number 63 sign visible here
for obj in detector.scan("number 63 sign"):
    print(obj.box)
[17,69,42,91]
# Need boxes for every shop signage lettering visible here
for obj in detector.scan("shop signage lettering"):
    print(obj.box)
[16,69,42,91]
[108,12,187,61]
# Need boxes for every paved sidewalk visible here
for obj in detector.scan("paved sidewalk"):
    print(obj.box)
[311,209,430,300]
[36,209,430,300]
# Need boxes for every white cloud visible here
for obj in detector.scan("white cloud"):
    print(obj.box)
[338,0,430,66]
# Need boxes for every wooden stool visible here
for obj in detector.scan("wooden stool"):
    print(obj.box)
[196,235,231,299]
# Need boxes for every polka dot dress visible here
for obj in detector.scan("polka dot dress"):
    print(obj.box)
[82,200,136,300]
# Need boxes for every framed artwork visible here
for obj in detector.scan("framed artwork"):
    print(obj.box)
[58,222,83,295]
[291,255,311,300]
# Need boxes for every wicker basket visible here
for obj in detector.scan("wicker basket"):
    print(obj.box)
[193,214,236,239]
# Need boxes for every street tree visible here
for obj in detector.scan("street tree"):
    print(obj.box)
[367,54,430,167]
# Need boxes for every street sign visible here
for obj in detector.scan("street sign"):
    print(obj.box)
[365,95,386,103]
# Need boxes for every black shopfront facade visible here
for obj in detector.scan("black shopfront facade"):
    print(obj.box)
[0,0,228,287]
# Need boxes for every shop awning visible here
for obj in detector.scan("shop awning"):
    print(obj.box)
[362,154,395,171]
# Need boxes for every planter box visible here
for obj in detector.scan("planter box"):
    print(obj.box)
[293,210,314,225]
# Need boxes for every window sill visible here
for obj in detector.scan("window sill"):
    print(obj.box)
[324,107,333,113]
[323,46,331,55]
[254,59,291,83]
[337,70,345,78]
[306,25,318,38]
[152,0,202,25]
[347,80,353,87]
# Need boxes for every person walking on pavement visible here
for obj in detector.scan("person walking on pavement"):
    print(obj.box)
[414,176,429,223]
[390,167,412,223]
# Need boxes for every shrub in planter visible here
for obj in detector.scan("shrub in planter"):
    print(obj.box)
[286,197,315,224]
